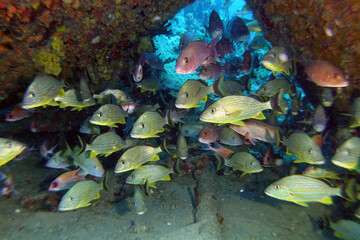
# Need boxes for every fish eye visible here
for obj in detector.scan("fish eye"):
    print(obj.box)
[69,196,74,201]
[308,149,312,154]
[98,112,103,117]
[184,57,189,64]
[131,174,135,179]
[122,160,125,165]
[275,185,281,190]
[210,108,216,114]
[141,123,145,128]
[29,92,35,98]
[6,142,11,148]
[185,92,189,98]
[271,53,276,58]
[52,182,58,188]
[250,161,254,165]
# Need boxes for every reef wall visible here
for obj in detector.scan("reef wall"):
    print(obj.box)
[245,0,360,111]
[0,0,194,107]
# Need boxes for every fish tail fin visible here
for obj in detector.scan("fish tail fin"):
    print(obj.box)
[144,181,152,196]
[213,153,225,172]
[275,127,283,148]
[77,135,86,156]
[102,170,110,191]
[165,108,175,127]
[212,74,224,97]
[160,138,170,155]
[343,178,357,202]
[270,89,286,114]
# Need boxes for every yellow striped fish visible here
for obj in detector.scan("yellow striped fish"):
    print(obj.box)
[58,180,103,211]
[199,90,285,126]
[350,97,360,128]
[330,219,360,240]
[85,132,126,157]
[93,89,132,105]
[176,129,188,160]
[74,151,104,177]
[134,185,147,215]
[265,175,342,207]
[303,166,341,180]
[126,164,173,188]
[256,78,293,97]
[175,79,215,109]
[331,137,360,173]
[283,132,325,165]
[0,138,27,166]
[54,89,95,111]
[261,46,293,76]
[225,152,263,176]
[114,142,167,173]
[22,75,64,109]
[90,104,128,127]
[130,111,169,138]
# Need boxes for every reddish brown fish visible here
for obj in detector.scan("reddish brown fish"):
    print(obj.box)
[263,146,274,165]
[198,124,220,144]
[175,35,219,74]
[48,169,86,191]
[5,104,30,122]
[305,60,349,87]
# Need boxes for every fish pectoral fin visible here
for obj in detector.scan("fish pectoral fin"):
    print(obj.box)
[152,155,160,161]
[119,119,125,124]
[293,201,309,207]
[200,95,207,103]
[108,124,118,128]
[94,192,101,199]
[293,159,305,164]
[80,202,92,208]
[161,175,171,181]
[285,148,292,155]
[240,172,247,177]
[254,111,266,120]
[47,100,59,106]
[318,196,333,205]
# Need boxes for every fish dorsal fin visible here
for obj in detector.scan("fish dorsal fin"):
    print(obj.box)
[156,109,164,118]
[197,79,209,87]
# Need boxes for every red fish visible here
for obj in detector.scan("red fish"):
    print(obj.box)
[0,173,15,196]
[40,141,58,159]
[48,169,86,191]
[242,50,252,72]
[263,146,274,165]
[5,104,30,122]
[121,102,137,114]
[205,143,234,159]
[198,124,220,144]
[175,35,219,74]
[132,50,145,82]
[305,60,349,87]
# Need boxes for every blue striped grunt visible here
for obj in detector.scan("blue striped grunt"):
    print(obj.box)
[283,132,325,165]
[303,166,341,180]
[90,104,128,127]
[330,219,360,240]
[114,142,168,173]
[74,150,104,177]
[131,111,170,138]
[199,90,285,126]
[175,79,218,109]
[331,137,360,173]
[22,75,64,109]
[93,89,133,105]
[58,179,105,211]
[225,152,263,176]
[54,89,95,111]
[134,185,147,215]
[85,132,126,157]
[261,46,293,76]
[256,78,293,97]
[0,138,27,167]
[350,97,360,128]
[265,175,342,207]
[126,164,173,188]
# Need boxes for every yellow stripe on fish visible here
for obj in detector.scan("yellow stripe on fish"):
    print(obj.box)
[283,132,325,165]
[200,90,285,126]
[331,137,360,173]
[126,164,172,188]
[0,138,27,167]
[175,79,214,109]
[225,152,263,176]
[131,111,167,138]
[265,175,342,207]
[58,180,103,211]
[22,75,64,109]
[54,89,95,111]
[114,144,165,173]
[85,132,126,157]
[90,104,128,127]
